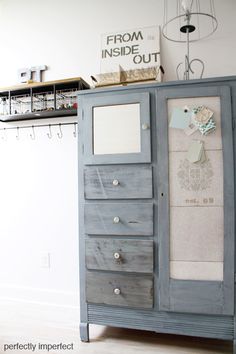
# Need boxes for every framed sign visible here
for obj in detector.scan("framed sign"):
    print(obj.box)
[100,26,161,81]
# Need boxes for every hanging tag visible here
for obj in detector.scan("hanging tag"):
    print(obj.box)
[199,148,206,164]
[192,106,216,135]
[194,117,216,135]
[187,140,204,163]
[193,106,213,124]
[184,117,198,136]
[169,107,191,130]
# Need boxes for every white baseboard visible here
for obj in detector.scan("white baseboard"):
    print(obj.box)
[0,285,80,329]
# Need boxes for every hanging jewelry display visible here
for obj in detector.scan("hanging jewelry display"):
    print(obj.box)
[162,0,218,80]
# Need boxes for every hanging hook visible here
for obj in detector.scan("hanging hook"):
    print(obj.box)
[57,123,63,139]
[189,58,205,79]
[30,125,36,140]
[16,126,20,140]
[176,56,204,80]
[1,128,7,140]
[73,123,77,138]
[47,124,52,139]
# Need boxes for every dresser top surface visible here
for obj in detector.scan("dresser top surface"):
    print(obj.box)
[78,75,236,97]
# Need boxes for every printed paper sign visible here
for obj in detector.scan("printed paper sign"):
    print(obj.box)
[100,26,161,74]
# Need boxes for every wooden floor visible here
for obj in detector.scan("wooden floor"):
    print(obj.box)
[0,301,233,354]
[80,325,233,354]
[0,323,233,354]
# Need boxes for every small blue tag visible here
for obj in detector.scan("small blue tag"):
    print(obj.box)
[169,107,191,130]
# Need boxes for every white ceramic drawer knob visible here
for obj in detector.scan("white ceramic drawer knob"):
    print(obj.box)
[142,123,149,130]
[113,288,121,295]
[112,179,119,186]
[113,252,121,260]
[113,216,120,224]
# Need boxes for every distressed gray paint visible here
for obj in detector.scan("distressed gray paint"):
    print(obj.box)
[156,88,170,311]
[80,322,89,342]
[86,271,153,308]
[86,238,153,273]
[219,86,235,315]
[78,77,236,350]
[88,304,234,340]
[78,95,89,330]
[84,165,153,199]
[169,280,224,314]
[84,202,153,235]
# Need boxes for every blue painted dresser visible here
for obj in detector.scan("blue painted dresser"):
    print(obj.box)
[78,76,236,352]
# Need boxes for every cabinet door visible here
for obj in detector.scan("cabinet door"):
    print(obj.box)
[79,91,151,165]
[157,86,234,315]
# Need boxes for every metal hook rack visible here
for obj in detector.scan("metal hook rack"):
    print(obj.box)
[0,122,78,140]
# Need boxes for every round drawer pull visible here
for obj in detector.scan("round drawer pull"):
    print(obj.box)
[142,123,150,130]
[112,179,119,186]
[113,216,120,224]
[113,252,121,260]
[113,288,121,295]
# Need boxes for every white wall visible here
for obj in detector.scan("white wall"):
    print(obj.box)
[0,119,79,307]
[0,0,235,313]
[0,0,235,86]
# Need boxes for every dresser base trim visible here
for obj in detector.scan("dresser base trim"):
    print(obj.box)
[87,304,234,340]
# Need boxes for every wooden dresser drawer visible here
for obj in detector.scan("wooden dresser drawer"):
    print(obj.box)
[86,238,153,273]
[84,202,153,235]
[84,165,152,199]
[86,272,153,308]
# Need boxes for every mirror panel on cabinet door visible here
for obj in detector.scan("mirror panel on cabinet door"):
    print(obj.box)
[82,92,151,165]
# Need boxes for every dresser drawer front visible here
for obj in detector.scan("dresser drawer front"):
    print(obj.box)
[86,238,153,273]
[84,203,153,235]
[84,165,152,199]
[86,272,153,308]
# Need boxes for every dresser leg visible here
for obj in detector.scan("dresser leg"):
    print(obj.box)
[233,340,236,354]
[80,322,89,342]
